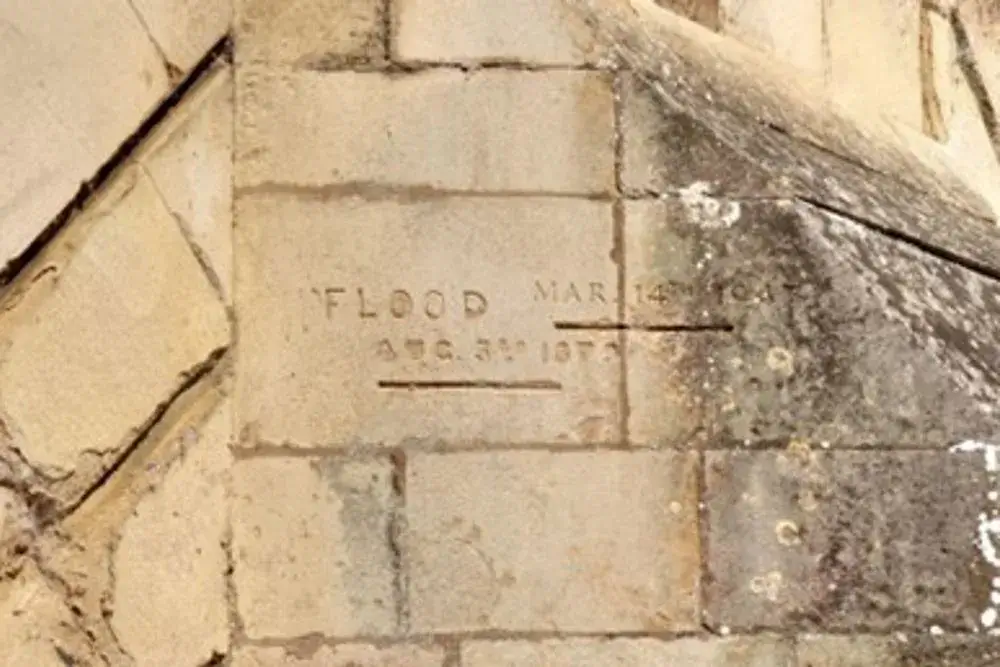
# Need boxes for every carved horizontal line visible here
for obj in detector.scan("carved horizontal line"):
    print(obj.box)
[553,321,735,333]
[377,379,563,391]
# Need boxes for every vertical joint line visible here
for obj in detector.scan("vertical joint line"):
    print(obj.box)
[388,448,409,633]
[611,73,629,446]
[696,448,711,631]
[382,0,394,64]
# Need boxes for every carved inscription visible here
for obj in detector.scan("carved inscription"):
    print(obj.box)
[317,287,489,320]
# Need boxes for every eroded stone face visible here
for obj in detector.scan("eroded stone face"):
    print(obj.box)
[0,167,229,487]
[235,195,620,449]
[230,457,397,639]
[705,449,992,631]
[405,450,700,633]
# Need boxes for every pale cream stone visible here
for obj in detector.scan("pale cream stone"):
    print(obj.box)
[231,457,397,639]
[825,0,923,128]
[928,10,1000,218]
[394,0,598,65]
[235,67,615,194]
[131,0,230,72]
[140,64,233,302]
[720,0,824,78]
[233,644,446,667]
[0,167,230,477]
[0,565,101,666]
[110,400,232,667]
[0,0,169,276]
[236,0,384,67]
[463,636,793,666]
[406,451,700,633]
[234,195,619,449]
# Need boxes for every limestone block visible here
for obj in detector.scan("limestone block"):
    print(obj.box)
[131,0,230,72]
[234,195,620,449]
[463,636,793,666]
[0,167,230,486]
[231,457,397,639]
[236,0,385,68]
[233,644,446,666]
[394,0,599,65]
[405,451,700,633]
[140,64,233,302]
[235,67,615,194]
[655,0,720,30]
[825,0,923,128]
[720,0,824,78]
[110,400,232,667]
[0,0,169,278]
[705,450,993,631]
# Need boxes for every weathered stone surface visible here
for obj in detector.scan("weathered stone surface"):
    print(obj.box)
[132,0,230,72]
[705,449,992,631]
[0,167,230,490]
[236,0,384,67]
[826,0,922,128]
[618,74,780,197]
[796,634,1000,666]
[235,67,615,194]
[622,198,999,448]
[655,0,720,30]
[395,0,600,65]
[235,195,620,449]
[231,457,397,639]
[140,63,233,302]
[110,399,231,667]
[0,0,169,278]
[569,0,999,263]
[719,0,823,77]
[233,644,446,666]
[0,564,100,666]
[464,636,793,666]
[405,451,700,633]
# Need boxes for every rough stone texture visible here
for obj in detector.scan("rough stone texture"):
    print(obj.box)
[0,0,170,279]
[109,398,231,667]
[233,644,446,666]
[796,634,1000,666]
[622,198,999,448]
[463,636,793,666]
[231,457,397,639]
[139,63,233,302]
[0,166,230,494]
[235,195,620,449]
[131,0,230,72]
[618,74,779,197]
[395,0,600,65]
[719,0,823,78]
[0,564,101,666]
[235,67,615,194]
[405,451,700,633]
[705,449,992,631]
[825,0,923,128]
[236,0,385,68]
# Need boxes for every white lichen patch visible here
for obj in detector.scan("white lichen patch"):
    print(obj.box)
[678,181,741,228]
[951,440,1000,631]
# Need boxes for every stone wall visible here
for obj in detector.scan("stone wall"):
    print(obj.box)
[0,0,998,666]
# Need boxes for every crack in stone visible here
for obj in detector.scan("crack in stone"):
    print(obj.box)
[123,0,182,81]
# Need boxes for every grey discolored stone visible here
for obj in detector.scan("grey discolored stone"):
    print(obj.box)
[796,634,1000,667]
[705,449,994,631]
[623,198,1000,448]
